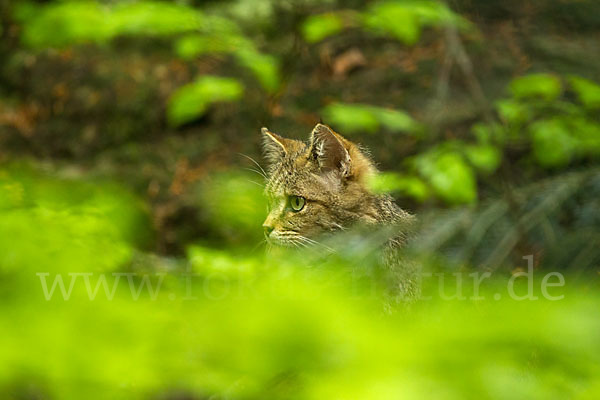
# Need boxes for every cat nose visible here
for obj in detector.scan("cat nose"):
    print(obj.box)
[263,224,274,236]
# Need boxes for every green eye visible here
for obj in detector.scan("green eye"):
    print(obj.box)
[289,195,306,212]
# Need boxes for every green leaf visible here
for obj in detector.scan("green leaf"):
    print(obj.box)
[19,2,113,48]
[110,2,203,36]
[495,99,532,126]
[363,1,467,45]
[463,144,502,174]
[167,76,244,127]
[416,151,477,205]
[368,172,430,201]
[568,75,600,109]
[173,33,280,93]
[18,1,204,48]
[301,13,345,43]
[408,1,469,27]
[174,34,234,60]
[369,107,421,135]
[364,3,421,44]
[565,117,600,157]
[509,73,562,101]
[172,30,280,93]
[322,103,419,135]
[235,48,281,93]
[301,2,466,45]
[174,35,206,59]
[471,123,506,145]
[529,118,577,167]
[322,103,380,134]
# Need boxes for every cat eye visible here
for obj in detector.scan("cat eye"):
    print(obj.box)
[289,195,306,212]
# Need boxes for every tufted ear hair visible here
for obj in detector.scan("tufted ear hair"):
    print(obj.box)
[308,124,352,176]
[261,127,296,165]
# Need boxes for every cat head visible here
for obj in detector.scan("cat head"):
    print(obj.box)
[261,123,381,247]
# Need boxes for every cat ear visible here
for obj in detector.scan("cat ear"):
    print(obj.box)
[261,127,293,164]
[309,124,352,176]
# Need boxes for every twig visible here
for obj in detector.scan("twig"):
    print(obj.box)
[444,20,494,124]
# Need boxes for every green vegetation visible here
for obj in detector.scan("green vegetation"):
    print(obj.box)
[493,74,600,168]
[167,76,244,126]
[301,1,469,44]
[322,102,421,135]
[1,0,599,399]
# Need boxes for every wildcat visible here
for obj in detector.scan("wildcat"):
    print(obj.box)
[261,123,418,301]
[261,123,413,245]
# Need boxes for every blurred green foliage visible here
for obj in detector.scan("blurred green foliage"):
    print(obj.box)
[173,29,280,93]
[322,102,421,135]
[368,137,503,204]
[490,74,600,168]
[15,0,279,127]
[0,163,150,276]
[302,12,346,43]
[363,0,468,44]
[568,75,600,109]
[196,171,266,246]
[414,148,478,204]
[1,0,600,398]
[167,76,244,126]
[509,73,562,101]
[16,1,204,47]
[301,1,469,45]
[368,172,430,201]
[358,73,599,204]
[1,181,600,399]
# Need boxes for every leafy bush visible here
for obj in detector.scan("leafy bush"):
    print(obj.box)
[490,73,600,168]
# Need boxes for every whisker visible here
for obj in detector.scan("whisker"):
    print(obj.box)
[296,235,336,253]
[307,239,336,253]
[293,238,309,249]
[294,238,325,256]
[251,238,267,253]
[238,153,268,179]
[244,178,265,188]
[242,167,267,182]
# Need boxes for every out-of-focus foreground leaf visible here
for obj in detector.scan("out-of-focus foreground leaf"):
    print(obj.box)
[0,163,150,275]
